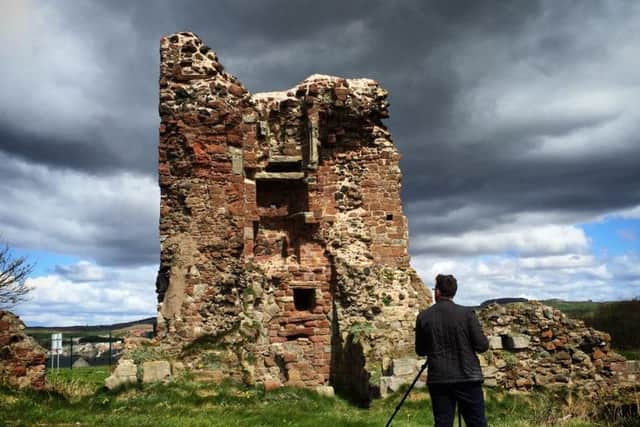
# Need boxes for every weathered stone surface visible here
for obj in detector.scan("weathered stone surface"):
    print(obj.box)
[72,357,90,368]
[391,357,420,377]
[488,335,503,349]
[154,31,432,403]
[502,334,530,350]
[477,301,635,401]
[171,361,186,377]
[105,358,137,390]
[379,376,406,398]
[0,310,46,390]
[142,360,172,383]
[315,385,335,397]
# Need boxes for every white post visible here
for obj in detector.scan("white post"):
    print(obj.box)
[51,333,62,371]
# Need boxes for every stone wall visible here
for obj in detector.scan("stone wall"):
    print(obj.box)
[0,310,46,390]
[377,301,637,402]
[156,32,431,402]
[477,302,636,396]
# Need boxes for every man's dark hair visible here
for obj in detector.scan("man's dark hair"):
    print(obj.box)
[435,274,457,298]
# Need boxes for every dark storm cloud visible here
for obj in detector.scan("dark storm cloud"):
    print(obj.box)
[1,0,640,267]
[0,121,122,173]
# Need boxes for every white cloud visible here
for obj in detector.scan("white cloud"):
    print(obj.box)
[15,261,157,326]
[609,204,640,220]
[517,254,597,270]
[412,223,589,256]
[411,252,638,306]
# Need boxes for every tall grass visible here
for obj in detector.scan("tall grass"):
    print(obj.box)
[46,366,110,400]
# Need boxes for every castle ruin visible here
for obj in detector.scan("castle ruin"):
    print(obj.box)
[156,32,431,401]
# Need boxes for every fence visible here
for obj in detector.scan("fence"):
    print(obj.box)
[42,332,122,369]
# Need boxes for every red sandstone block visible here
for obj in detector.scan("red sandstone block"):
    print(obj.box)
[243,241,253,256]
[389,247,406,257]
[264,380,281,391]
[205,144,226,154]
[592,348,605,359]
[279,328,314,337]
[211,162,232,174]
[552,338,566,349]
[283,352,298,363]
[317,366,330,375]
[312,360,327,368]
[13,366,27,377]
[228,84,245,96]
[317,320,331,328]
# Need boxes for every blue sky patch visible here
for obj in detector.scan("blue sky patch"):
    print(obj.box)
[580,218,639,257]
[10,247,83,277]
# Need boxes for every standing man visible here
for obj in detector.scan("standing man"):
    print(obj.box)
[415,274,489,427]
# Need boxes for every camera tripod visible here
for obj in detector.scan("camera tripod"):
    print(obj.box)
[384,360,463,427]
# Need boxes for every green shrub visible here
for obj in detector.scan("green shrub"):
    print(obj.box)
[347,322,374,343]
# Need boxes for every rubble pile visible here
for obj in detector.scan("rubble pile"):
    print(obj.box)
[477,302,636,395]
[0,311,46,390]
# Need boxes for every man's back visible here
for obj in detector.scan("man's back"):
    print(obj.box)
[415,299,488,383]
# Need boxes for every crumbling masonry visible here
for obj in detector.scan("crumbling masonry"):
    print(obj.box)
[156,32,431,401]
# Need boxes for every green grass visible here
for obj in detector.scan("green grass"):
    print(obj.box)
[1,367,634,427]
[46,366,111,399]
[616,349,640,360]
[541,300,601,321]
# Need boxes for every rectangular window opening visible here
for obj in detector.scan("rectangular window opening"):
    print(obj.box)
[293,288,315,311]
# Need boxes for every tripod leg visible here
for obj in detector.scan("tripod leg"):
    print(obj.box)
[384,360,428,427]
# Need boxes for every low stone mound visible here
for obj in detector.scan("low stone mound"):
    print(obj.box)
[72,357,90,368]
[477,301,635,396]
[0,310,47,390]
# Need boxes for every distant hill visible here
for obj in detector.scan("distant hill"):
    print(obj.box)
[480,297,528,307]
[26,317,156,340]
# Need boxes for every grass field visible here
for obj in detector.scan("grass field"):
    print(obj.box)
[0,367,635,427]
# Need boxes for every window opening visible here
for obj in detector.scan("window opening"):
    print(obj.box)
[293,288,315,311]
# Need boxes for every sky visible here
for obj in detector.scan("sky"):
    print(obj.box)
[1,0,639,326]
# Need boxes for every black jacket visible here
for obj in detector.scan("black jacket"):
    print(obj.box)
[415,299,489,384]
